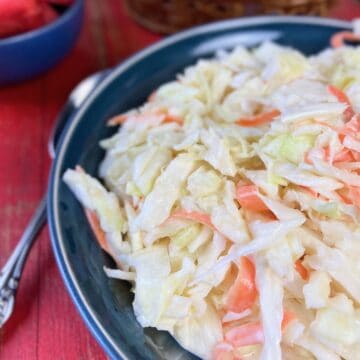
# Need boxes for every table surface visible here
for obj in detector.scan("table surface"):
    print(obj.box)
[0,1,359,359]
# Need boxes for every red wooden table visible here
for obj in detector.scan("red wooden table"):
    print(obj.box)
[0,1,359,359]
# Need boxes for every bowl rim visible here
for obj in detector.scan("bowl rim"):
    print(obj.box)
[48,15,352,360]
[0,0,83,46]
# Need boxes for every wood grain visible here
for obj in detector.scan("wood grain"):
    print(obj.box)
[0,1,158,359]
[0,0,358,359]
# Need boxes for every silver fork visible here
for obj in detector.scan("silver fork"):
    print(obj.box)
[0,69,109,328]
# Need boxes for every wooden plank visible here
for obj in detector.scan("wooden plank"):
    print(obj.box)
[0,77,43,360]
[36,1,108,359]
[0,0,107,358]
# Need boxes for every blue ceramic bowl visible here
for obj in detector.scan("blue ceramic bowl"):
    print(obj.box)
[0,0,84,85]
[48,16,351,360]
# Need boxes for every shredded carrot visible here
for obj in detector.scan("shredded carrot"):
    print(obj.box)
[323,146,331,161]
[213,342,237,360]
[261,211,278,222]
[295,259,309,281]
[281,311,297,330]
[225,311,296,347]
[330,31,360,48]
[163,113,183,125]
[345,117,360,133]
[107,114,129,126]
[327,85,352,108]
[306,146,354,166]
[235,184,269,212]
[108,109,183,126]
[333,148,354,163]
[305,147,332,165]
[75,165,85,173]
[327,85,354,120]
[314,119,359,140]
[75,166,110,252]
[148,90,157,102]
[168,209,217,231]
[303,151,313,165]
[348,186,360,208]
[351,150,360,161]
[226,257,258,313]
[337,188,353,205]
[236,109,281,127]
[342,114,360,137]
[84,209,109,253]
[151,108,183,125]
[321,146,354,164]
[299,186,318,198]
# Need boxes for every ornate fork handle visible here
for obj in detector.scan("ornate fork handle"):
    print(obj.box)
[0,196,47,327]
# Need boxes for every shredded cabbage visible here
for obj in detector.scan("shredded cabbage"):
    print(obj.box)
[64,41,360,359]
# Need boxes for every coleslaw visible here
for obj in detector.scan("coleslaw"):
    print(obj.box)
[63,34,360,360]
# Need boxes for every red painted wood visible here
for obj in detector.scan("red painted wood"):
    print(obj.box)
[0,1,159,359]
[0,1,358,359]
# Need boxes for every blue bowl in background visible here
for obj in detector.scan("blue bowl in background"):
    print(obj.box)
[0,0,84,85]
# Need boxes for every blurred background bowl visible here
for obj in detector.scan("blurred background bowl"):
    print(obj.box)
[124,0,336,34]
[0,0,84,85]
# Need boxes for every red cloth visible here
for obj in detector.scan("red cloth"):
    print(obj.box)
[0,1,358,359]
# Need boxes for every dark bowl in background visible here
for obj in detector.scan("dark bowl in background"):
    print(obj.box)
[0,0,84,85]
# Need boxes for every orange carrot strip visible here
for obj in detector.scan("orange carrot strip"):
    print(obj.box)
[225,311,296,347]
[327,85,352,108]
[108,110,183,126]
[169,210,217,231]
[235,184,269,212]
[108,113,155,126]
[295,259,309,281]
[351,150,360,161]
[327,85,354,120]
[163,113,183,125]
[75,166,110,252]
[84,209,110,253]
[304,151,314,165]
[337,187,353,205]
[322,146,354,164]
[281,311,297,330]
[226,257,258,313]
[331,31,360,48]
[334,148,354,163]
[348,186,360,208]
[314,120,359,140]
[342,114,360,137]
[154,108,183,125]
[236,109,281,127]
[323,146,331,161]
[108,113,163,126]
[306,145,354,166]
[107,114,129,126]
[148,90,157,102]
